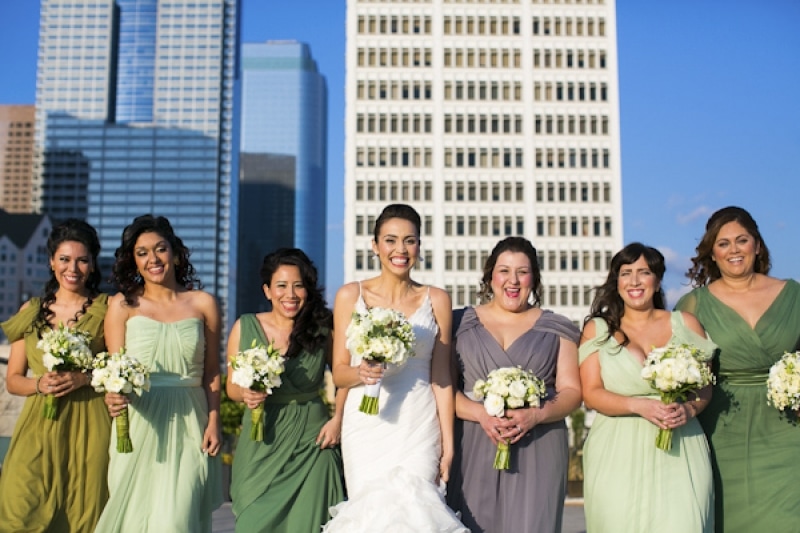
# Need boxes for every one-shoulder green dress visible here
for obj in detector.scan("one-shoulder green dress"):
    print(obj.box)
[676,280,800,533]
[230,314,344,533]
[0,295,110,533]
[94,316,222,533]
[579,312,716,533]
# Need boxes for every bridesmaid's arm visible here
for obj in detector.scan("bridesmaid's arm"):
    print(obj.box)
[225,317,269,409]
[104,293,131,416]
[673,312,712,422]
[504,337,582,443]
[430,287,456,483]
[199,292,222,457]
[317,334,346,449]
[579,321,670,429]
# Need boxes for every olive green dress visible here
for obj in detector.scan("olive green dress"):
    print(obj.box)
[676,280,800,533]
[230,314,344,533]
[0,295,110,533]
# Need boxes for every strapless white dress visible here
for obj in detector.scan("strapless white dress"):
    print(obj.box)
[323,290,468,532]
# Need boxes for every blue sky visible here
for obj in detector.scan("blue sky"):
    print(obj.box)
[1,1,797,306]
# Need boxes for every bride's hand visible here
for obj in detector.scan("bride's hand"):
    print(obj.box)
[359,360,384,385]
[438,452,452,484]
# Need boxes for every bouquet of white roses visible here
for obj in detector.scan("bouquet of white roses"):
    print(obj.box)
[91,348,150,453]
[473,366,547,470]
[640,342,714,451]
[36,323,94,419]
[346,307,415,415]
[229,339,285,441]
[766,351,800,412]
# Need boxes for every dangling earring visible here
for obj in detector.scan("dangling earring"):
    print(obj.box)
[134,273,143,285]
[173,257,180,266]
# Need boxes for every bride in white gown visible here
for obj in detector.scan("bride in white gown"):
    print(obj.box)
[325,204,468,532]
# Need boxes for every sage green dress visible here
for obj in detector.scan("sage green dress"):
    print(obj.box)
[230,314,344,533]
[94,316,222,533]
[0,295,110,533]
[676,280,800,533]
[579,312,716,533]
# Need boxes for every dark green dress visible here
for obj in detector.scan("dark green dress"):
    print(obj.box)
[0,295,111,533]
[676,280,800,533]
[230,314,344,533]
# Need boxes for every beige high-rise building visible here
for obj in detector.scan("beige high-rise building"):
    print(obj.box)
[343,0,623,322]
[0,105,35,214]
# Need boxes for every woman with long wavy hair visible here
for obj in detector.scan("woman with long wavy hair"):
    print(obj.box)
[0,219,110,532]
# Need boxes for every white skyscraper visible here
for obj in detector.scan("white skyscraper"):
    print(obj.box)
[344,0,622,322]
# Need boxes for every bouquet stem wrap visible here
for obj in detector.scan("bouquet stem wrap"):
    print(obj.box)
[116,406,133,453]
[655,393,679,451]
[494,439,511,470]
[42,394,58,420]
[250,403,265,441]
[359,380,382,415]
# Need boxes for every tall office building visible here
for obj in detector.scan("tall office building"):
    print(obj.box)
[344,0,622,322]
[33,0,241,325]
[237,41,327,314]
[0,106,36,214]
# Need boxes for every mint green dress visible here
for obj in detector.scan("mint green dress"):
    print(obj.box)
[0,295,110,533]
[94,316,222,533]
[579,312,716,533]
[676,280,800,533]
[230,314,344,533]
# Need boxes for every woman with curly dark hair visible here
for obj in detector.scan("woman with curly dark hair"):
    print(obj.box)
[579,242,715,532]
[0,219,110,532]
[226,248,344,532]
[676,206,800,532]
[95,214,222,532]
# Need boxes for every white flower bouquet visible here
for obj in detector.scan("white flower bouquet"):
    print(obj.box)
[36,323,94,420]
[473,366,547,470]
[766,351,800,412]
[345,307,416,415]
[91,348,151,453]
[640,342,714,451]
[229,339,285,441]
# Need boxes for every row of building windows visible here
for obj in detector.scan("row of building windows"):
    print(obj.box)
[535,147,610,169]
[357,15,432,35]
[536,215,613,237]
[445,180,524,202]
[444,48,521,69]
[535,114,609,136]
[533,17,605,37]
[357,80,432,100]
[444,215,525,237]
[357,48,432,68]
[445,282,601,309]
[356,113,433,134]
[356,147,433,168]
[444,114,523,135]
[536,181,611,203]
[444,147,524,168]
[445,80,521,101]
[534,48,606,69]
[535,81,608,102]
[443,16,521,36]
[355,180,434,202]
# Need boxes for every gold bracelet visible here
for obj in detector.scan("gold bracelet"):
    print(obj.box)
[35,376,43,395]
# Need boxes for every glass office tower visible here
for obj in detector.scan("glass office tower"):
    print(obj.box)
[34,0,241,326]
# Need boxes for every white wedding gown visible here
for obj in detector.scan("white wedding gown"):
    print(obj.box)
[324,289,468,532]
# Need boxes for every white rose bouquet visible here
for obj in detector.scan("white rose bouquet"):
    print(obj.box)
[345,307,415,415]
[473,367,547,470]
[91,348,151,453]
[229,339,285,441]
[36,323,94,420]
[766,351,800,412]
[640,342,714,451]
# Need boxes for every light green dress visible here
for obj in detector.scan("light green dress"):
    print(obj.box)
[579,312,716,533]
[94,316,222,533]
[676,280,800,533]
[230,314,344,533]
